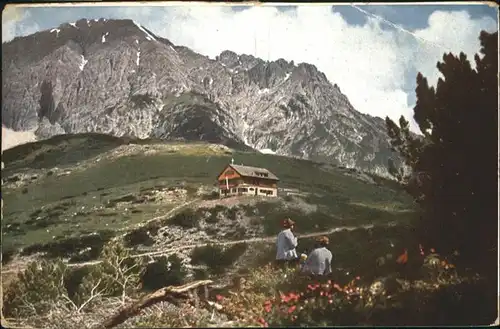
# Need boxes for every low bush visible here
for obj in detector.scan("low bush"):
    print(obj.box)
[191,244,224,271]
[2,247,17,265]
[3,239,148,320]
[3,259,69,317]
[73,241,146,308]
[227,207,239,221]
[203,207,221,224]
[212,250,494,327]
[124,227,156,247]
[201,190,220,200]
[21,230,116,260]
[64,266,91,300]
[140,254,187,291]
[190,243,248,275]
[170,209,200,228]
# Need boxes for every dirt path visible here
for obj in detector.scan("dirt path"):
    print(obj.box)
[1,220,398,274]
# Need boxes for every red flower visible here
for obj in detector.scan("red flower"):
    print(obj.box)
[257,317,268,327]
[215,294,224,301]
[289,292,300,302]
[307,284,318,291]
[264,304,272,313]
[288,305,297,314]
[280,293,291,303]
[356,276,360,280]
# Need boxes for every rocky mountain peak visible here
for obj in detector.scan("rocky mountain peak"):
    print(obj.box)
[216,50,240,68]
[293,62,326,82]
[3,18,174,67]
[2,18,399,176]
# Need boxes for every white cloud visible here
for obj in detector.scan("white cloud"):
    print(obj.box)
[137,5,495,133]
[2,6,40,43]
[1,125,37,151]
[413,10,497,87]
[2,6,22,42]
[3,5,497,134]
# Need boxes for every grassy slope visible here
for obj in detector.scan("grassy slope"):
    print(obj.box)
[2,133,415,253]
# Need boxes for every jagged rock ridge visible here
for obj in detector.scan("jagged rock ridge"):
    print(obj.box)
[2,18,396,174]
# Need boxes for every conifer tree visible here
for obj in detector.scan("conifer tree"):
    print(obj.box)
[386,30,498,277]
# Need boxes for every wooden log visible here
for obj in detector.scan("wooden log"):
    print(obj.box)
[99,280,213,329]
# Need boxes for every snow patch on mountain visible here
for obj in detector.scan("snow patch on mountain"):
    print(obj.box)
[133,21,157,41]
[101,32,109,43]
[79,55,88,71]
[259,148,277,155]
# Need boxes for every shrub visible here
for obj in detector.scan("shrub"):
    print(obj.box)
[185,185,198,197]
[210,239,495,327]
[201,190,220,200]
[3,259,69,317]
[227,207,239,221]
[229,226,247,240]
[140,254,187,291]
[193,268,210,280]
[203,207,221,224]
[22,230,116,260]
[73,240,146,308]
[190,243,248,275]
[124,303,213,327]
[4,240,147,318]
[170,208,200,228]
[64,266,91,300]
[2,247,17,265]
[191,244,224,270]
[223,243,248,264]
[124,227,156,247]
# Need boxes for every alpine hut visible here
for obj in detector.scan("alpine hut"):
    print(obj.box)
[217,161,279,198]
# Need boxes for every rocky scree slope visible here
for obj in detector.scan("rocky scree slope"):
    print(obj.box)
[2,18,396,174]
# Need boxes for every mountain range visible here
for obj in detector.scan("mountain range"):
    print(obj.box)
[2,18,398,175]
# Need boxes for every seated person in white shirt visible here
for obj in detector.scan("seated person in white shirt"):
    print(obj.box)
[301,236,333,276]
[275,218,299,266]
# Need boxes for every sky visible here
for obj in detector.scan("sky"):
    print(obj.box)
[2,2,498,133]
